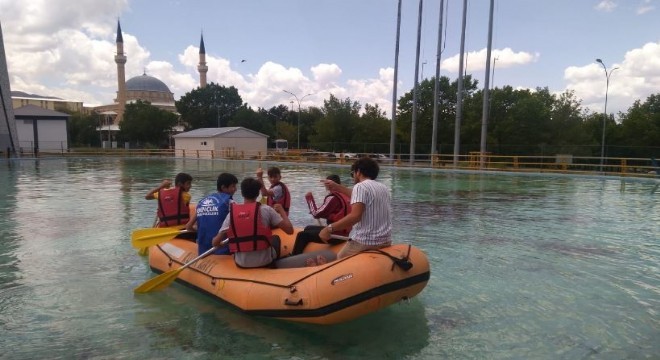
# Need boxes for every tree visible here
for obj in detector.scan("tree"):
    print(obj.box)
[310,95,361,151]
[352,103,391,153]
[616,94,660,157]
[176,83,243,129]
[118,100,178,147]
[228,107,275,137]
[396,75,478,154]
[68,112,100,147]
[548,90,593,155]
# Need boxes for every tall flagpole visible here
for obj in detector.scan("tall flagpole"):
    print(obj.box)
[453,0,468,167]
[390,0,402,160]
[410,0,423,165]
[431,0,446,156]
[479,0,495,168]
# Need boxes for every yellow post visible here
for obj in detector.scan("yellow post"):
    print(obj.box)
[621,158,627,175]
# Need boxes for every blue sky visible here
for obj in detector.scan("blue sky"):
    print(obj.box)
[1,0,658,116]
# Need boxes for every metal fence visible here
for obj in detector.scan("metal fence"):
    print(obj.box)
[7,147,657,179]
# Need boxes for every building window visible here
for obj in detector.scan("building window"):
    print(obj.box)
[201,141,207,146]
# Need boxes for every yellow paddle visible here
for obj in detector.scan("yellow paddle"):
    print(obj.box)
[130,227,191,249]
[134,239,228,294]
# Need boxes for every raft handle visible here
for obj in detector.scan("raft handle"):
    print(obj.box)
[284,298,303,306]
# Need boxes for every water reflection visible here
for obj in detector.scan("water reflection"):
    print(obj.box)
[135,288,430,359]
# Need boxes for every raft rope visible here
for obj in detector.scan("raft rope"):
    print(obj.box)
[363,244,413,271]
[155,243,414,292]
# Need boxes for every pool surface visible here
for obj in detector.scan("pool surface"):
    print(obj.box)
[0,158,658,359]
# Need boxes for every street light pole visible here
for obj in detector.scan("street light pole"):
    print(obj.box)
[595,58,619,173]
[283,90,313,149]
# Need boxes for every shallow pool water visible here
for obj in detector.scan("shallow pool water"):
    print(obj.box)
[0,158,658,359]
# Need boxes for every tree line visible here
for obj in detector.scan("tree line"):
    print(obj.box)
[68,78,660,158]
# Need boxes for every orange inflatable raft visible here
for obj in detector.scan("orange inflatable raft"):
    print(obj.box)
[147,228,431,325]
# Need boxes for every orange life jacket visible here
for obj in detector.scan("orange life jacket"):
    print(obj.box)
[227,202,273,253]
[157,187,190,227]
[267,182,290,214]
[325,191,352,236]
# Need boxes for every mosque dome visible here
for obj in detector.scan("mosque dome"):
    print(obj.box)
[125,74,171,93]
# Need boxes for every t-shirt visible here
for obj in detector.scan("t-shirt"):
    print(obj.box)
[220,204,283,267]
[350,179,392,246]
[196,192,232,255]
[271,183,284,202]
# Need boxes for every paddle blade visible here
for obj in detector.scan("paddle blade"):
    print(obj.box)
[133,268,183,293]
[130,228,186,249]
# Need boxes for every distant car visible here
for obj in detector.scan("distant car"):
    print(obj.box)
[302,151,336,161]
[335,152,357,160]
[368,153,392,162]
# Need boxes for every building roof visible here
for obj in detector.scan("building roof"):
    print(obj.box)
[11,91,63,100]
[126,74,171,93]
[13,104,70,119]
[173,127,268,138]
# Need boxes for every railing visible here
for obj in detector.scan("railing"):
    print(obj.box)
[5,147,658,179]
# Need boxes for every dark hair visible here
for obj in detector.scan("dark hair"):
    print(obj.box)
[217,173,238,191]
[240,177,262,200]
[326,174,341,184]
[351,157,379,180]
[267,167,281,177]
[174,172,193,186]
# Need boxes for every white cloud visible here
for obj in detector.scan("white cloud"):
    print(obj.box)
[564,41,660,114]
[311,63,342,87]
[595,0,617,12]
[636,0,655,14]
[441,48,539,73]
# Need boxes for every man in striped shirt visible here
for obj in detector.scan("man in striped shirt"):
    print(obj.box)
[318,157,392,258]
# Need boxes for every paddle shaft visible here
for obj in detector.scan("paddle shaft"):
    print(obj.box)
[134,239,228,293]
[330,234,350,241]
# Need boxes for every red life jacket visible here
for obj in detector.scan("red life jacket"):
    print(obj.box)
[325,191,352,236]
[227,202,273,253]
[157,187,190,227]
[267,182,291,214]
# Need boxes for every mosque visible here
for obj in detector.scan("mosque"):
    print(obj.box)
[92,21,209,141]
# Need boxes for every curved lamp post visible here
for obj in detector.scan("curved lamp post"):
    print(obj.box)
[595,58,619,173]
[283,90,313,149]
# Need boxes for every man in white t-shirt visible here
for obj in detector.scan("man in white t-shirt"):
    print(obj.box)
[318,157,392,258]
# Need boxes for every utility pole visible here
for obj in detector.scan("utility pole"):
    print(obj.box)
[283,90,313,149]
[479,0,495,169]
[453,0,468,167]
[390,0,402,160]
[410,0,423,165]
[431,0,446,156]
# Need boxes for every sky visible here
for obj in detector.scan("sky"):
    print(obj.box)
[1,0,659,117]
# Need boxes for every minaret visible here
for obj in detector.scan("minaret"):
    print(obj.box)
[198,33,208,88]
[115,20,127,124]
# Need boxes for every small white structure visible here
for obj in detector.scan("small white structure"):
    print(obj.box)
[13,104,69,153]
[173,127,268,159]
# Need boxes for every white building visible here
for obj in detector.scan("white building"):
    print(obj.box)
[13,104,69,153]
[173,127,268,159]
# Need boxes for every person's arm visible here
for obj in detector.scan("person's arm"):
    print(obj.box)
[311,195,340,219]
[318,202,363,242]
[272,204,294,234]
[212,229,228,247]
[321,179,351,198]
[256,168,271,197]
[184,211,197,232]
[212,209,231,247]
[145,179,171,200]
